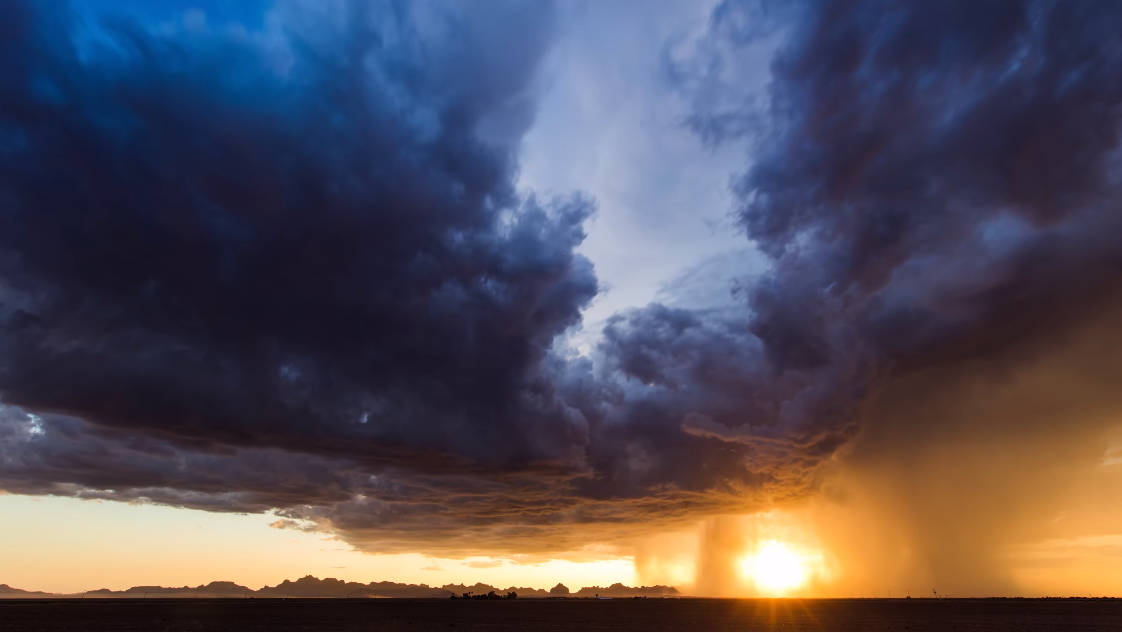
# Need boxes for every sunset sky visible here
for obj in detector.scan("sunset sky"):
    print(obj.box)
[3,0,1122,598]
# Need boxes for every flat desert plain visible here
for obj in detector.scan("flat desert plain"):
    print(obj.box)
[2,598,1121,631]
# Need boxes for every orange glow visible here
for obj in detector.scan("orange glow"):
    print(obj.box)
[0,495,635,594]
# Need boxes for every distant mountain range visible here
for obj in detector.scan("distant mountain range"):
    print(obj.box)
[0,576,681,599]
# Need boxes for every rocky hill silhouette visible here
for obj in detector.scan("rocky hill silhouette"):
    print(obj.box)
[85,581,257,599]
[257,576,450,598]
[0,576,682,599]
[573,583,680,598]
[0,584,51,597]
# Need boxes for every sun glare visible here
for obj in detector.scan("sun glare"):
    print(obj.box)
[741,540,809,595]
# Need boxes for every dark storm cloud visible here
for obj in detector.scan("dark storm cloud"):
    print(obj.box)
[1,400,749,552]
[4,0,1122,560]
[595,0,1122,536]
[610,0,1122,452]
[735,0,1122,391]
[0,0,615,550]
[636,0,1122,593]
[0,0,597,469]
[0,405,368,512]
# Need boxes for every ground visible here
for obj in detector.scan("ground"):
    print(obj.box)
[1,598,1121,631]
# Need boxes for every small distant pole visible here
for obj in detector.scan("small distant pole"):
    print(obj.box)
[933,588,938,599]
[195,587,200,599]
[143,592,147,600]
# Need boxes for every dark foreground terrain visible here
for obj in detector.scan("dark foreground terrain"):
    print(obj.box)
[2,598,1121,631]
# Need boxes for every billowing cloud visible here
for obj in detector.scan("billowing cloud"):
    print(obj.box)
[0,0,607,548]
[644,0,1122,457]
[0,0,601,466]
[637,0,1122,594]
[3,0,1122,584]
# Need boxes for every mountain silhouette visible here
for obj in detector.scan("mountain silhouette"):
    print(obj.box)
[0,584,50,597]
[549,583,570,596]
[0,577,682,599]
[573,583,679,598]
[257,576,449,599]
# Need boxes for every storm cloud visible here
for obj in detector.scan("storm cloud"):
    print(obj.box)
[3,0,1122,571]
[0,0,598,453]
[640,0,1122,594]
[0,0,609,549]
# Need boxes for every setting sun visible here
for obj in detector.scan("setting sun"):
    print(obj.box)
[741,541,810,595]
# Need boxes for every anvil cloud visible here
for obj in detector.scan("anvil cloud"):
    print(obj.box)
[2,0,1122,580]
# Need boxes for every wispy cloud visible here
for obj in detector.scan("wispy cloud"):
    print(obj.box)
[464,559,505,569]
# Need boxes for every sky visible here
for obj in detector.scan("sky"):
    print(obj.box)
[2,0,1122,598]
